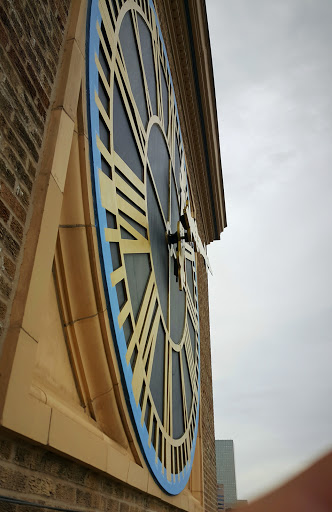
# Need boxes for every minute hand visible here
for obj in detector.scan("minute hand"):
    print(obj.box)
[182,202,212,275]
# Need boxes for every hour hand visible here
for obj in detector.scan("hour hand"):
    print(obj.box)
[166,220,187,290]
[181,201,212,275]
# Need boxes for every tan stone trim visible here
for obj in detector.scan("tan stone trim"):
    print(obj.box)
[187,0,227,235]
[2,328,52,444]
[0,0,85,415]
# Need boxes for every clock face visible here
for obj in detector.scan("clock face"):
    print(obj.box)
[87,0,200,494]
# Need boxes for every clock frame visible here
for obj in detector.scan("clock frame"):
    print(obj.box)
[87,0,200,494]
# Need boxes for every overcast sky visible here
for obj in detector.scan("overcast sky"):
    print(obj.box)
[206,0,332,501]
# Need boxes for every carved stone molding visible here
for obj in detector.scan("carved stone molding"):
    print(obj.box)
[154,0,226,244]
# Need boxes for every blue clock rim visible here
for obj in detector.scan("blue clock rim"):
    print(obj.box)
[86,0,201,495]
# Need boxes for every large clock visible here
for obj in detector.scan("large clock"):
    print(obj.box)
[87,0,201,494]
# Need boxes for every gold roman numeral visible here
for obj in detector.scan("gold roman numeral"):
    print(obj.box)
[151,24,164,123]
[179,351,189,432]
[126,272,156,363]
[184,323,198,392]
[115,41,146,160]
[95,88,111,131]
[98,151,150,331]
[184,241,195,262]
[99,149,149,247]
[168,95,176,165]
[186,288,199,332]
[138,310,161,424]
[99,0,116,54]
[163,341,172,480]
[131,9,153,120]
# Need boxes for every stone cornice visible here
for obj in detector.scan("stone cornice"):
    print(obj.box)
[155,0,227,243]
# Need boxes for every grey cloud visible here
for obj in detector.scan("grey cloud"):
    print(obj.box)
[206,0,332,500]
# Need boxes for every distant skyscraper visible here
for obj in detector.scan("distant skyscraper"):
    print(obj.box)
[215,440,238,508]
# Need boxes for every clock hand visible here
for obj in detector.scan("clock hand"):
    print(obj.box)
[176,220,186,291]
[166,203,212,285]
[179,162,188,213]
[166,220,187,290]
[179,164,212,274]
[166,165,211,288]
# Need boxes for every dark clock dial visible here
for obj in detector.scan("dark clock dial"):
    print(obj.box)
[87,0,200,494]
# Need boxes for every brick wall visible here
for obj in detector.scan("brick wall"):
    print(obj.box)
[0,0,71,342]
[0,430,186,512]
[197,258,218,512]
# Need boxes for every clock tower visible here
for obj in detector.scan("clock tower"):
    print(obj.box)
[0,1,226,511]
